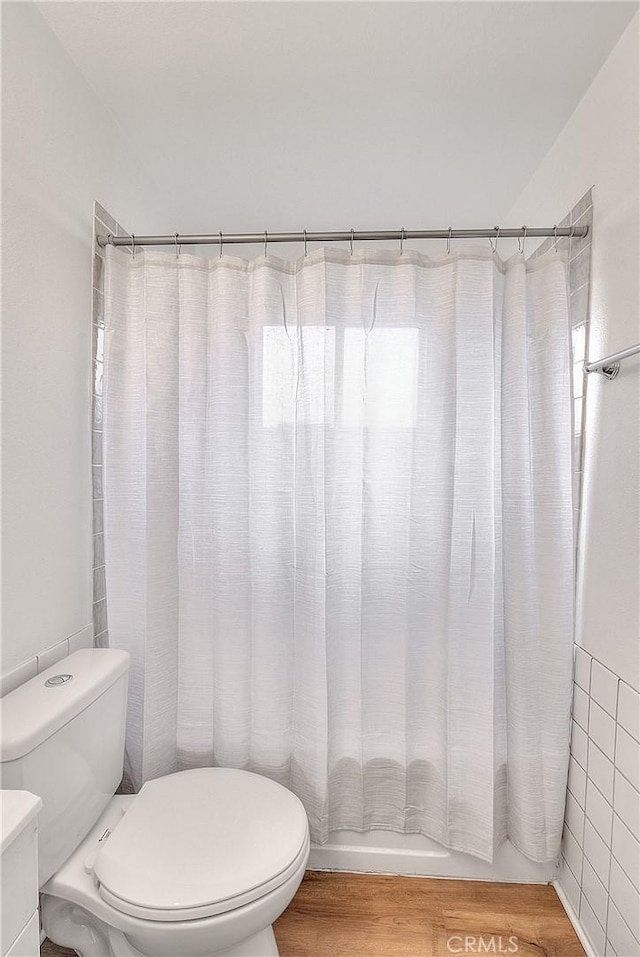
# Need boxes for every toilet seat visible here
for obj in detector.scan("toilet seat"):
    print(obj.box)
[92,767,309,922]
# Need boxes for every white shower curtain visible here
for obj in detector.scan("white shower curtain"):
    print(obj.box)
[103,244,574,863]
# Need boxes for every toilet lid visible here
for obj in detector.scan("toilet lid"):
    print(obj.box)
[93,768,309,921]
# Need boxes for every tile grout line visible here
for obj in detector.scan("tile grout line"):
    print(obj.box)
[603,678,620,947]
[577,651,592,915]
[605,678,620,940]
[575,650,639,705]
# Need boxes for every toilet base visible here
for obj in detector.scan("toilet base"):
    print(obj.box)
[42,895,280,957]
[206,928,278,957]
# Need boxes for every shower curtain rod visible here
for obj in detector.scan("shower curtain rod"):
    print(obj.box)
[97,224,588,249]
[585,342,640,379]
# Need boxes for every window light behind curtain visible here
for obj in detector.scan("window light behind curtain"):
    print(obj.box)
[103,245,574,863]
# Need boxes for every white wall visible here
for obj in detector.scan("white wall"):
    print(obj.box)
[506,14,640,692]
[1,3,168,674]
[2,7,635,683]
[507,19,640,955]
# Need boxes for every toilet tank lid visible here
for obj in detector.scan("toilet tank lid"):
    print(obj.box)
[0,649,130,762]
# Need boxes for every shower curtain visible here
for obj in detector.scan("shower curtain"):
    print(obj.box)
[103,243,574,863]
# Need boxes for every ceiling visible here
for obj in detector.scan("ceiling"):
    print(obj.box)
[38,1,637,239]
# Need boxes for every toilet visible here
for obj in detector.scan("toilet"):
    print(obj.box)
[0,649,310,957]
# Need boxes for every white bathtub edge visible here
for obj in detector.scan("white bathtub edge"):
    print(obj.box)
[308,833,554,883]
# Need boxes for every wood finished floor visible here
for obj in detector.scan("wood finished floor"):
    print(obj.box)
[41,870,585,957]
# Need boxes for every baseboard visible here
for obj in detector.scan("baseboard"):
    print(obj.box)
[553,879,597,957]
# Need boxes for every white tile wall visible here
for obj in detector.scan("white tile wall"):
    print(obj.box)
[616,728,639,790]
[0,624,93,697]
[592,661,621,718]
[575,683,591,731]
[582,895,608,956]
[566,789,586,842]
[609,859,639,941]
[615,772,639,837]
[589,742,615,804]
[0,657,38,698]
[576,646,593,692]
[92,201,131,649]
[618,684,640,744]
[570,757,588,807]
[558,645,640,957]
[586,778,613,843]
[608,903,640,957]
[573,720,590,769]
[584,819,610,886]
[612,817,639,891]
[590,701,617,760]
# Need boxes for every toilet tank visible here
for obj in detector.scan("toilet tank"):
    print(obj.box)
[0,649,130,885]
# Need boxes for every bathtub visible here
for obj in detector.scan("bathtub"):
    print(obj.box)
[308,829,555,882]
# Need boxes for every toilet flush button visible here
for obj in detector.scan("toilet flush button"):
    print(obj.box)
[44,674,73,687]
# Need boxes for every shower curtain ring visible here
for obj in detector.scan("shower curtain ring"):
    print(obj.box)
[552,224,558,251]
[400,227,405,256]
[174,232,180,260]
[490,226,500,254]
[264,230,268,258]
[518,226,528,256]
[446,227,452,255]
[350,229,354,256]
[219,232,223,258]
[303,230,308,257]
[131,233,135,259]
